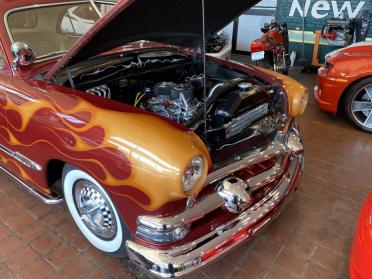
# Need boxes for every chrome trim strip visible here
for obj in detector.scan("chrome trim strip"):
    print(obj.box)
[0,165,63,205]
[13,152,42,171]
[126,151,303,278]
[138,193,223,231]
[247,161,283,191]
[0,143,42,171]
[205,142,284,186]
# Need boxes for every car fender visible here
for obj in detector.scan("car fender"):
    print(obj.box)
[0,77,211,230]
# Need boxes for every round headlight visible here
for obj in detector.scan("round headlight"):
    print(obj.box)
[182,156,204,192]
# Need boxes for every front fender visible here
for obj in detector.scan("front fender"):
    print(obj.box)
[253,67,308,117]
[93,110,211,211]
[1,78,211,214]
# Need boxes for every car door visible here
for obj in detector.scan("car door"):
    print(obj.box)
[0,41,47,191]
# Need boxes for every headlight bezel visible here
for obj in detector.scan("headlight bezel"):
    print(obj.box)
[181,156,205,192]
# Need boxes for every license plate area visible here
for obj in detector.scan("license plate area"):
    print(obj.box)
[251,51,265,61]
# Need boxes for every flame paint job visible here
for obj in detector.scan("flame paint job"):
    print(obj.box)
[0,75,211,203]
[350,191,372,279]
[315,42,372,114]
[0,72,213,231]
[0,1,306,234]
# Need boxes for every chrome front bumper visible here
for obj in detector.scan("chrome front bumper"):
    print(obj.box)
[126,132,304,278]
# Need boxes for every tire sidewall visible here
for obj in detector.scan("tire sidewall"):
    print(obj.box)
[62,165,128,256]
[344,77,372,133]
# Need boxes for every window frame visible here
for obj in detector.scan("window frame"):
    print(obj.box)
[0,39,10,71]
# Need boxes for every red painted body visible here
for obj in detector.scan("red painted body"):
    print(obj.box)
[350,191,372,279]
[315,42,372,114]
[0,0,284,238]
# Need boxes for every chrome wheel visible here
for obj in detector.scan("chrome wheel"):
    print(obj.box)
[351,85,372,129]
[64,166,129,256]
[73,179,117,240]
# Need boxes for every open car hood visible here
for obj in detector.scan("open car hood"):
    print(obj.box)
[46,0,259,79]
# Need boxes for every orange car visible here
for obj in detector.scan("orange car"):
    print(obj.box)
[350,191,372,279]
[315,42,372,132]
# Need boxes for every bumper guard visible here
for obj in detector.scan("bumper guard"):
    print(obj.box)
[126,132,304,278]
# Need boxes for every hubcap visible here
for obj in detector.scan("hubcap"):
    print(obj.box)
[73,180,117,240]
[351,85,372,129]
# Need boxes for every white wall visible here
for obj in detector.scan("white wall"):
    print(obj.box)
[220,0,278,52]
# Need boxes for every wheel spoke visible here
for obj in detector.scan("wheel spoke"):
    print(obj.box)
[365,87,372,101]
[352,101,372,112]
[364,111,372,126]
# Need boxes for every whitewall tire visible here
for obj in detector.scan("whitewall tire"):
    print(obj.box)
[62,165,130,257]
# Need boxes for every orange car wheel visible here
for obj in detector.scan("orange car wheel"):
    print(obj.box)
[344,77,372,133]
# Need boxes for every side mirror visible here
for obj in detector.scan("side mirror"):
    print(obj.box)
[11,42,36,68]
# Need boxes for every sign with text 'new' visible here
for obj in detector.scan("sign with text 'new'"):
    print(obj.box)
[289,0,366,19]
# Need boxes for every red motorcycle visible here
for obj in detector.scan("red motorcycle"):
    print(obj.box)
[250,20,290,74]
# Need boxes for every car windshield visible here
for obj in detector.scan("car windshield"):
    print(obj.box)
[7,1,114,59]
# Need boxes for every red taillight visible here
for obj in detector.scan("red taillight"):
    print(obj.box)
[322,31,337,40]
[250,40,264,52]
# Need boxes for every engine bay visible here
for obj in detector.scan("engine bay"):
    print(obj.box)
[56,48,283,161]
[69,50,228,126]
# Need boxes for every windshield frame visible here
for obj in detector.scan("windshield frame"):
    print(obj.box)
[4,0,116,63]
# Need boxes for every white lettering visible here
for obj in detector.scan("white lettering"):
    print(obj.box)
[289,1,366,19]
[311,1,330,19]
[331,1,365,18]
[289,0,311,17]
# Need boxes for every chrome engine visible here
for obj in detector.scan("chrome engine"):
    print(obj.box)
[146,80,201,124]
[86,84,111,99]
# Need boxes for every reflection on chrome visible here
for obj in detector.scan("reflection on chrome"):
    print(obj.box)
[126,126,304,278]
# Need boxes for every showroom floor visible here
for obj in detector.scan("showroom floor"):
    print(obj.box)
[0,61,369,279]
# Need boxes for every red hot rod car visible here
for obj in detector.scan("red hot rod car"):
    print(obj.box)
[0,0,307,277]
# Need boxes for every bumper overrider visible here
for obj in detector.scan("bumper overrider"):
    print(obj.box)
[126,126,304,278]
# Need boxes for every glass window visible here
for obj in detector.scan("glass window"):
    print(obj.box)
[7,2,114,59]
[8,10,38,29]
[60,3,112,36]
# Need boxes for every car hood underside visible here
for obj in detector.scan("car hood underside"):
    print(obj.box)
[46,0,259,79]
